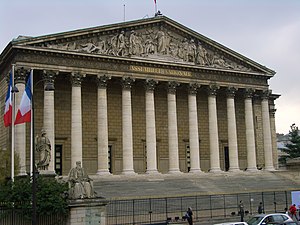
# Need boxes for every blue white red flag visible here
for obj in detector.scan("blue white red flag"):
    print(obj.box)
[3,72,13,127]
[15,75,32,125]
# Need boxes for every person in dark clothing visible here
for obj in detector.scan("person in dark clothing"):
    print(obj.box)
[239,200,245,222]
[258,202,264,214]
[185,207,193,225]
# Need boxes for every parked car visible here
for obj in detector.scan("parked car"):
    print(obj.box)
[268,221,299,225]
[246,213,293,225]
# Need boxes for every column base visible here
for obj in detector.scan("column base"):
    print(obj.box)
[97,170,111,176]
[265,166,275,171]
[121,170,137,175]
[146,170,160,174]
[228,168,240,172]
[168,169,182,174]
[209,168,222,173]
[246,167,258,172]
[189,168,203,173]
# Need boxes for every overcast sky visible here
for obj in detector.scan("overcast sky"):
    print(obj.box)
[1,0,299,134]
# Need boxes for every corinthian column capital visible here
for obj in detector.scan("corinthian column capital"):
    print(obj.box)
[145,79,158,92]
[188,83,201,95]
[96,74,111,89]
[121,77,135,90]
[167,81,179,94]
[71,72,85,87]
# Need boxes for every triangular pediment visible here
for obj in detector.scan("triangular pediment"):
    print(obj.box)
[11,16,275,75]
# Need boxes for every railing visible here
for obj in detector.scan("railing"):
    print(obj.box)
[106,190,292,225]
[0,203,67,225]
[0,190,294,225]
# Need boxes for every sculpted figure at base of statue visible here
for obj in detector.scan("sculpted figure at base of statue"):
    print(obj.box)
[68,161,96,199]
[35,129,51,170]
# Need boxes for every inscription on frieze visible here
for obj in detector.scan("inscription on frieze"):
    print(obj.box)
[129,65,192,77]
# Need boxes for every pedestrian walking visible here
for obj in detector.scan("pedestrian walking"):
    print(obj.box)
[258,202,264,214]
[289,204,298,221]
[185,207,193,225]
[239,200,245,222]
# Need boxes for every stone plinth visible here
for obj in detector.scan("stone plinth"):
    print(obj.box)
[67,198,109,225]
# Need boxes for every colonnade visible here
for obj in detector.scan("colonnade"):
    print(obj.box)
[12,69,275,175]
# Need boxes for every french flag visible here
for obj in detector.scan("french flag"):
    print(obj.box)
[15,75,32,125]
[3,72,13,127]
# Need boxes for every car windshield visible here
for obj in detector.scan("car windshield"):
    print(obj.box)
[247,216,265,225]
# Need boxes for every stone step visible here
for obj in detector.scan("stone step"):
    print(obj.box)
[90,171,300,199]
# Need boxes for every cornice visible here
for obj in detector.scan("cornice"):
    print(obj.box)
[9,45,272,79]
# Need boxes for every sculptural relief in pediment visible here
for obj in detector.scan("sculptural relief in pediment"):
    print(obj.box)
[41,25,253,72]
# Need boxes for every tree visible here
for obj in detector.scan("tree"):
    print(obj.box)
[0,149,20,182]
[0,176,69,219]
[282,124,300,159]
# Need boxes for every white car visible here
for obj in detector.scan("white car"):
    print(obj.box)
[246,213,293,225]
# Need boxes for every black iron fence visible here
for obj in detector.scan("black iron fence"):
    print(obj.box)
[0,202,67,225]
[106,190,293,225]
[0,190,295,225]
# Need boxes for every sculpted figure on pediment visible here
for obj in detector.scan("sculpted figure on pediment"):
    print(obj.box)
[188,39,197,63]
[117,31,126,56]
[178,38,187,61]
[95,38,106,54]
[155,26,168,54]
[212,55,232,69]
[129,30,144,56]
[80,38,98,53]
[107,33,119,56]
[144,37,155,55]
[196,42,209,65]
[129,30,137,55]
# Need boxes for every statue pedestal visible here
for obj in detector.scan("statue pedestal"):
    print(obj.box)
[67,198,109,225]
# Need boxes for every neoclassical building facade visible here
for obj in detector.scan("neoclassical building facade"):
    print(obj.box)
[0,16,279,176]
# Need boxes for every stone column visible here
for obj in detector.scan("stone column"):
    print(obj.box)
[207,84,221,172]
[270,104,278,169]
[42,70,57,174]
[145,79,159,174]
[261,90,275,171]
[71,72,84,168]
[14,67,28,176]
[121,77,136,175]
[96,75,111,175]
[188,83,201,173]
[167,81,181,174]
[244,89,257,171]
[226,87,240,172]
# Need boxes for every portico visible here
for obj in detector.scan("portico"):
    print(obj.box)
[0,16,279,176]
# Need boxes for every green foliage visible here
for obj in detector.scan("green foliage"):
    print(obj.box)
[0,149,20,182]
[0,176,69,218]
[282,124,300,159]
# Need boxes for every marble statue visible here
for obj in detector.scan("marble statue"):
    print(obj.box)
[35,129,51,170]
[68,161,95,199]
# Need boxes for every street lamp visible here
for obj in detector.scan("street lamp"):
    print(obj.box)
[13,72,54,225]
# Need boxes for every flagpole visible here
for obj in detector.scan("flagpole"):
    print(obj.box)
[11,65,15,181]
[154,0,157,14]
[30,69,34,176]
[30,69,37,225]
